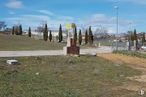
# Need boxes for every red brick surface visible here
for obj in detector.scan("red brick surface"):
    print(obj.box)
[67,46,80,55]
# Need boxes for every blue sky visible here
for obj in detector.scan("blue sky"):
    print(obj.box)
[0,0,146,33]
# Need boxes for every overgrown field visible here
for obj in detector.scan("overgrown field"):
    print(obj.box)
[0,56,142,97]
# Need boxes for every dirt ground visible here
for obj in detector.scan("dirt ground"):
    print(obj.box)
[97,53,146,91]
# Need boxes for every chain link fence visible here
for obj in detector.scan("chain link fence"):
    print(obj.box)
[112,41,129,51]
[112,40,143,51]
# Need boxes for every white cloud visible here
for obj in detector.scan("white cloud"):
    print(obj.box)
[122,0,146,4]
[4,14,75,29]
[92,14,106,19]
[38,10,54,16]
[6,0,23,9]
[85,14,109,25]
[107,0,146,4]
[9,11,15,15]
[78,13,134,33]
[5,15,51,29]
[4,12,133,33]
[57,16,74,21]
[36,10,74,27]
[22,15,51,21]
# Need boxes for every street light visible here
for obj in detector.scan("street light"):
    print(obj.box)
[114,5,119,51]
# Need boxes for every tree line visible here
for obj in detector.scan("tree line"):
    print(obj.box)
[11,24,94,45]
[12,25,23,35]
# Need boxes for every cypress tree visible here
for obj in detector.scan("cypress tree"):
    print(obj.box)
[128,31,133,41]
[133,29,137,40]
[78,29,82,45]
[49,30,52,42]
[133,29,138,50]
[88,26,94,44]
[129,30,135,42]
[12,26,15,35]
[19,25,23,35]
[58,24,63,42]
[142,32,145,45]
[73,25,77,43]
[28,27,31,37]
[43,24,48,41]
[127,31,130,40]
[127,31,132,50]
[131,32,134,41]
[85,30,88,44]
[15,26,19,35]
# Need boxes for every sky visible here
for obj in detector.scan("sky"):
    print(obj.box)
[0,0,146,33]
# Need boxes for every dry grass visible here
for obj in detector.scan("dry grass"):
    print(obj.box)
[98,53,146,92]
[98,53,146,69]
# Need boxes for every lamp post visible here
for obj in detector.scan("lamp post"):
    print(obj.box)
[114,5,119,51]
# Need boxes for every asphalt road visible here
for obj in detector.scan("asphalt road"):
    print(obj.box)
[0,46,112,57]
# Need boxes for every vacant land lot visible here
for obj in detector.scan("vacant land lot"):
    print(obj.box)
[0,34,65,51]
[0,56,143,97]
[98,53,146,92]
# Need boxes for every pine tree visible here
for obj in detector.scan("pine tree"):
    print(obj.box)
[28,27,31,37]
[12,26,15,35]
[78,29,82,45]
[85,30,88,44]
[19,25,23,35]
[74,25,77,43]
[43,24,48,41]
[142,32,145,45]
[49,30,52,42]
[88,26,94,44]
[58,24,63,42]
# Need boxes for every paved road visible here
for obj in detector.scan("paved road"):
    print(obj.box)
[0,46,112,57]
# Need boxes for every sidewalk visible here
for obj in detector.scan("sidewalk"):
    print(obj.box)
[0,46,112,57]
